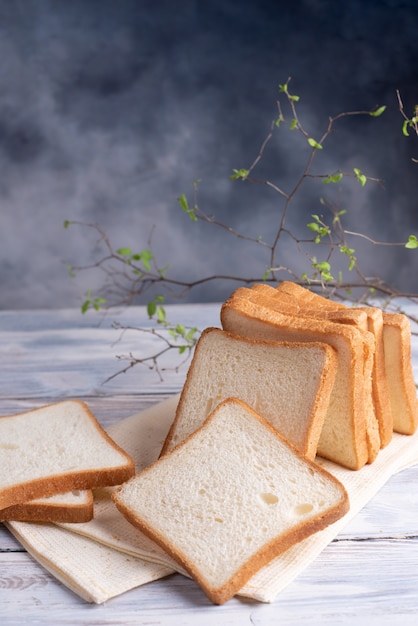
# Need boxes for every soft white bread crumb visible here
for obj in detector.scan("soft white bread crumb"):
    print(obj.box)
[113,398,349,605]
[161,327,337,460]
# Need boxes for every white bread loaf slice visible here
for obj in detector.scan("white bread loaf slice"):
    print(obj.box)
[161,327,338,460]
[252,283,381,461]
[276,281,393,447]
[0,400,135,510]
[221,291,370,470]
[382,312,418,435]
[0,490,94,523]
[113,398,349,605]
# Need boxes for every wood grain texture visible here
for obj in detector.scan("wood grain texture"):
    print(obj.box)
[1,303,418,625]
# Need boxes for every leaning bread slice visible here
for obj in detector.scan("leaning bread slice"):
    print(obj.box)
[221,291,370,470]
[0,400,135,510]
[0,490,94,523]
[252,284,381,461]
[382,312,418,435]
[113,398,349,605]
[161,327,338,460]
[276,281,393,447]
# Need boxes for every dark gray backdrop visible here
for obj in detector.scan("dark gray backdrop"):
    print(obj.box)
[1,0,417,309]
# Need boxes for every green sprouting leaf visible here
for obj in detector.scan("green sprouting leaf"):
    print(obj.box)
[93,297,106,311]
[63,220,71,229]
[178,193,198,221]
[230,168,250,181]
[278,83,288,93]
[178,193,189,212]
[340,245,356,256]
[289,118,298,130]
[308,137,323,150]
[323,172,343,184]
[402,120,410,137]
[175,324,186,337]
[275,114,284,127]
[405,234,418,249]
[369,105,386,117]
[81,300,90,315]
[156,305,166,323]
[147,300,156,317]
[116,247,132,257]
[140,249,153,271]
[289,94,300,102]
[353,168,367,186]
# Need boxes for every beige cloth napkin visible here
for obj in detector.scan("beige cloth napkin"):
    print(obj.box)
[6,395,418,603]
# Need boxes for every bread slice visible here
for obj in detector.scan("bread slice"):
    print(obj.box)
[0,400,135,510]
[113,398,349,605]
[276,281,393,448]
[221,291,370,470]
[0,490,94,523]
[253,284,381,461]
[382,312,418,435]
[161,327,338,460]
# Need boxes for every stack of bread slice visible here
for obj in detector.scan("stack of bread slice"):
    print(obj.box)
[220,282,418,469]
[0,399,135,523]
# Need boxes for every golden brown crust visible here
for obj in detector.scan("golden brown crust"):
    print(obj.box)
[382,312,418,435]
[0,491,94,523]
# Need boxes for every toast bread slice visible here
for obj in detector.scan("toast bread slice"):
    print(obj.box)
[161,327,338,460]
[113,398,349,605]
[0,400,135,510]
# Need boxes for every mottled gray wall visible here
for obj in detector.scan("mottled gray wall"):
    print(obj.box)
[0,0,417,309]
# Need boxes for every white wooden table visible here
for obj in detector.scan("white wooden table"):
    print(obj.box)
[1,302,418,625]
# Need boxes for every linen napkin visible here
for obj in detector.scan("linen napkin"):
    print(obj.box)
[6,394,418,603]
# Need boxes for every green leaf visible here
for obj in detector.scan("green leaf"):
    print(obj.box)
[353,168,367,186]
[81,300,90,315]
[323,172,343,184]
[156,305,166,323]
[289,118,298,130]
[230,168,249,181]
[308,137,323,150]
[175,324,186,337]
[289,94,300,102]
[66,264,76,278]
[405,234,418,249]
[140,249,153,271]
[147,301,156,317]
[116,247,132,257]
[369,105,386,117]
[278,83,288,93]
[402,120,410,137]
[63,220,71,229]
[178,193,189,212]
[275,114,284,127]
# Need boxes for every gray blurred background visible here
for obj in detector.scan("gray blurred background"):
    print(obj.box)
[0,0,417,310]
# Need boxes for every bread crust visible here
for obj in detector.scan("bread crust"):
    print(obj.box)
[0,490,94,523]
